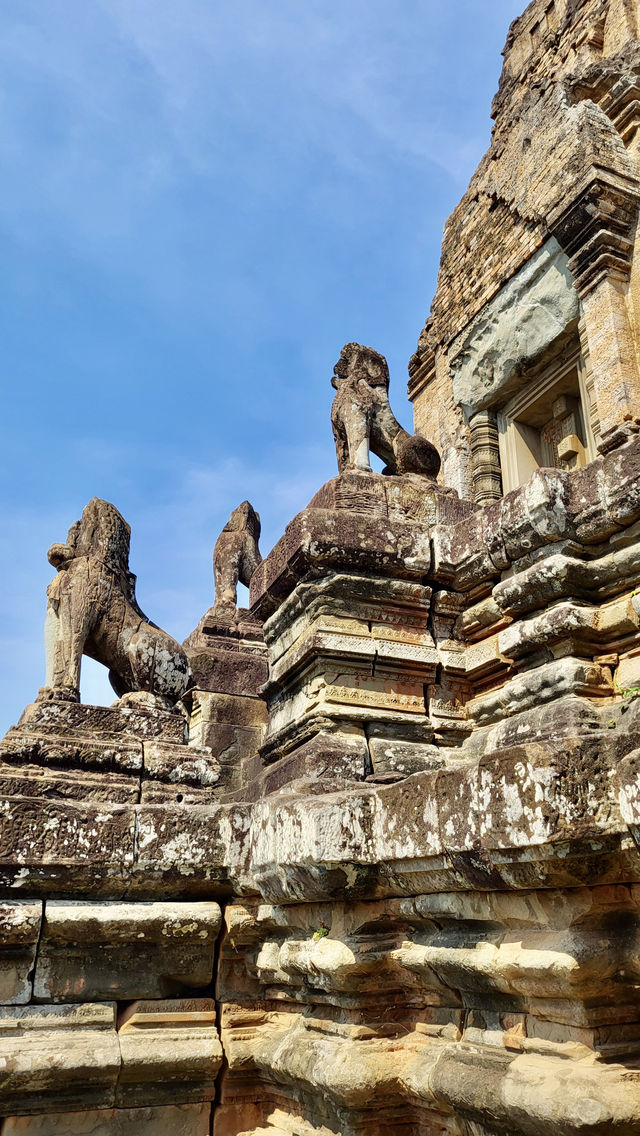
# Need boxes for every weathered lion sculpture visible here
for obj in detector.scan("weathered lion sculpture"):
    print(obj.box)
[331,342,441,477]
[213,500,262,609]
[43,497,191,708]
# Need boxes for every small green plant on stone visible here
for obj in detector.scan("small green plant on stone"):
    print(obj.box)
[312,925,329,942]
[614,677,640,701]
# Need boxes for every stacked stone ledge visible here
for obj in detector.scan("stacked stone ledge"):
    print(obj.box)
[249,469,475,792]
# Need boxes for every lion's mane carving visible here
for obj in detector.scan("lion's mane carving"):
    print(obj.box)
[213,500,262,609]
[331,342,441,478]
[43,497,191,707]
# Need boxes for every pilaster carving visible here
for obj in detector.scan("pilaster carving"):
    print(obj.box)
[469,409,503,505]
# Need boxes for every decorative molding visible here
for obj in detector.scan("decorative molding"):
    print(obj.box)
[570,58,640,146]
[549,167,640,295]
[407,350,435,403]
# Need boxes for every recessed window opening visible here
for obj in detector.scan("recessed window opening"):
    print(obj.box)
[497,339,598,493]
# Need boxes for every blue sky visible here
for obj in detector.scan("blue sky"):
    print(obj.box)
[0,0,524,731]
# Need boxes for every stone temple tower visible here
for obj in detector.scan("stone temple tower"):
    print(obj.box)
[409,0,640,504]
[1,2,640,1134]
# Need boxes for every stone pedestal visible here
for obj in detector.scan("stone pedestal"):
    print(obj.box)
[249,471,476,790]
[0,696,219,806]
[183,606,268,796]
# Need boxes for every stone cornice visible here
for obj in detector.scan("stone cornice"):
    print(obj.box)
[548,165,640,294]
[406,349,435,403]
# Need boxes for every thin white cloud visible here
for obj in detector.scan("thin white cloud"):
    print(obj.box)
[100,0,488,181]
[0,0,506,257]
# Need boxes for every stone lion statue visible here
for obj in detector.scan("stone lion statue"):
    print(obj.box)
[42,497,191,708]
[213,500,262,609]
[330,342,441,477]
